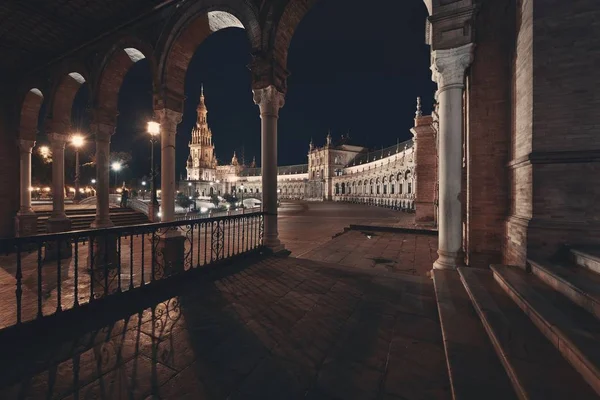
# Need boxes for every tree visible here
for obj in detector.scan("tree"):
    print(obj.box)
[176,192,193,209]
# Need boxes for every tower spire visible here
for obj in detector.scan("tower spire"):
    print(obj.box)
[201,83,204,98]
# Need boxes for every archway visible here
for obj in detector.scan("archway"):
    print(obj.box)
[15,88,45,236]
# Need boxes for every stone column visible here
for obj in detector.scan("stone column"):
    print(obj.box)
[46,133,71,231]
[157,109,182,222]
[15,139,37,237]
[91,125,114,228]
[431,43,474,270]
[253,86,285,252]
[45,133,71,260]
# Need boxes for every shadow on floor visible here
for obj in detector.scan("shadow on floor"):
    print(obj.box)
[0,256,451,400]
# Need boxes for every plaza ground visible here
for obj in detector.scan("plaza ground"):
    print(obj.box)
[0,202,448,399]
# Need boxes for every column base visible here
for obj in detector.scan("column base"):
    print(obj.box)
[148,203,160,222]
[263,237,289,257]
[88,235,119,297]
[153,234,186,278]
[433,249,464,270]
[45,217,72,261]
[15,213,38,237]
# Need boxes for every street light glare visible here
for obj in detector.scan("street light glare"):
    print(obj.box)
[71,134,85,148]
[142,181,147,186]
[147,121,160,136]
[111,162,122,171]
[91,179,96,184]
[38,146,50,157]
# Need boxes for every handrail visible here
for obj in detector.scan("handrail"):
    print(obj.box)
[1,211,265,246]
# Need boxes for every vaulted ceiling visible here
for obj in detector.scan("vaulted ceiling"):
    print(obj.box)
[0,0,172,76]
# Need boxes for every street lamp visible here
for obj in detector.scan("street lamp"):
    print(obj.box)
[240,184,245,214]
[111,161,122,189]
[71,134,85,202]
[141,181,147,200]
[147,121,160,207]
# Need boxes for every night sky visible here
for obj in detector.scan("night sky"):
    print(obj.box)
[36,0,435,186]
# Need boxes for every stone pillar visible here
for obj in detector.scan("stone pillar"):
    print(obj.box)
[431,43,474,270]
[253,86,285,252]
[15,139,37,237]
[91,125,114,228]
[46,133,71,232]
[411,110,437,225]
[45,133,71,260]
[157,109,182,222]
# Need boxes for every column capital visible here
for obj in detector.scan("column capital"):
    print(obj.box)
[17,139,36,153]
[253,86,285,117]
[47,132,69,148]
[155,108,183,130]
[431,43,475,93]
[91,123,115,141]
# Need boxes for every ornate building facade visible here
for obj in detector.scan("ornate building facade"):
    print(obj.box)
[181,94,437,222]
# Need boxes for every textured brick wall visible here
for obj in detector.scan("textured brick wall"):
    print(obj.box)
[506,0,600,264]
[505,0,533,266]
[464,0,513,267]
[412,116,437,224]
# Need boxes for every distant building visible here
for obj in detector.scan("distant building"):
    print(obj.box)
[181,90,435,215]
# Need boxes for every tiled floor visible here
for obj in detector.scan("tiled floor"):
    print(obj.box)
[0,257,450,400]
[278,202,417,257]
[300,230,438,277]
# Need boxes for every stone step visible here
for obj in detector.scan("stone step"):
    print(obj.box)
[459,267,598,399]
[491,264,600,396]
[432,269,516,400]
[571,247,600,276]
[529,258,600,321]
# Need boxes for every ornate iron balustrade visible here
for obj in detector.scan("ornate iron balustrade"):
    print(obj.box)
[0,212,265,331]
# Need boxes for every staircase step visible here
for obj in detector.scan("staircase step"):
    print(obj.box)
[459,267,598,399]
[529,258,600,321]
[433,269,516,400]
[571,247,600,276]
[491,264,600,396]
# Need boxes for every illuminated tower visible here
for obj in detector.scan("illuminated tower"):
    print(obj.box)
[187,84,217,181]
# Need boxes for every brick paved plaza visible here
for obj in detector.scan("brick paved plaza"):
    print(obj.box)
[0,202,448,399]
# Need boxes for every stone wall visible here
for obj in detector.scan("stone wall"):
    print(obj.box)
[464,0,513,267]
[506,0,600,264]
[505,0,533,266]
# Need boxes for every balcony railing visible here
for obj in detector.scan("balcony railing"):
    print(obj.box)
[0,212,265,331]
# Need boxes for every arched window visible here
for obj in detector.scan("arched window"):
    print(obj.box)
[335,183,340,195]
[341,182,346,195]
[399,183,403,194]
[408,182,412,194]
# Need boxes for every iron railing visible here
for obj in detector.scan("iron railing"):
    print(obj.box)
[0,212,265,331]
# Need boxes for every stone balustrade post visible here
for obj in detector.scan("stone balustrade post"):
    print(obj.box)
[430,43,474,270]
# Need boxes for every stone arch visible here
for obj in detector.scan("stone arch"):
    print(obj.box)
[94,37,158,124]
[19,88,44,140]
[48,71,88,134]
[157,2,260,111]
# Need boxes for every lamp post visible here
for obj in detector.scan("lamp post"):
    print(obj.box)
[71,134,85,202]
[240,184,245,214]
[141,181,146,200]
[147,121,160,208]
[111,162,122,190]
